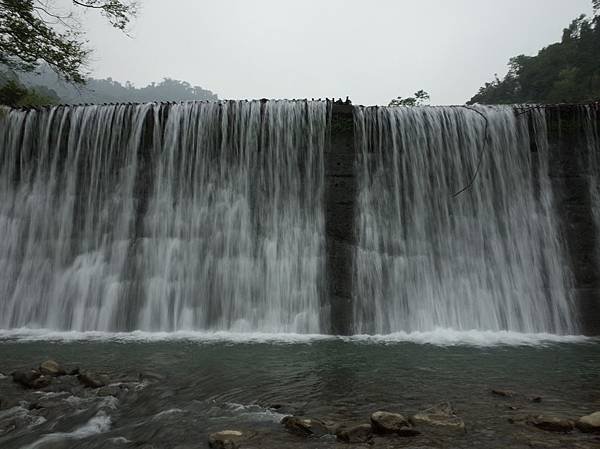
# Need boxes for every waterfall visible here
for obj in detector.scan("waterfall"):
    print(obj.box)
[586,106,600,265]
[0,100,327,332]
[352,105,576,335]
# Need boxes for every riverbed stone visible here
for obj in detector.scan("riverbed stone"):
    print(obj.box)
[281,416,330,437]
[335,424,373,443]
[208,430,244,449]
[371,411,417,435]
[39,360,66,377]
[410,402,465,431]
[576,411,600,433]
[528,416,575,433]
[97,385,122,397]
[77,372,106,389]
[491,389,515,397]
[12,370,49,389]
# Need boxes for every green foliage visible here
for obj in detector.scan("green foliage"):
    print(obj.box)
[0,0,136,83]
[0,71,59,107]
[389,90,430,107]
[469,3,600,104]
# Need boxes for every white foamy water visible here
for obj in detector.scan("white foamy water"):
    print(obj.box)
[345,329,590,347]
[224,402,287,423]
[0,328,590,347]
[22,412,111,449]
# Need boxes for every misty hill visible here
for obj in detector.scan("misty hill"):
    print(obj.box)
[15,65,218,104]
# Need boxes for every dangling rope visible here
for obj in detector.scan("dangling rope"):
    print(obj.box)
[451,105,490,197]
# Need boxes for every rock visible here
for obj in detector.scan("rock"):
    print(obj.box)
[138,370,165,382]
[530,396,543,403]
[492,389,515,397]
[335,424,373,443]
[410,402,465,431]
[77,372,106,389]
[371,411,417,436]
[576,411,600,433]
[12,370,42,388]
[39,360,66,377]
[208,430,244,449]
[281,416,330,437]
[527,416,575,433]
[97,385,122,397]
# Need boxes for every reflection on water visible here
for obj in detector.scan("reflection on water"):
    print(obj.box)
[0,337,599,448]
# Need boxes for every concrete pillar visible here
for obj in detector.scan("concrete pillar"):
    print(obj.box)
[325,103,356,335]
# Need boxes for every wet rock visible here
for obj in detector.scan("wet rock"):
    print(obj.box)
[39,360,66,377]
[97,384,122,397]
[335,424,373,443]
[138,370,165,382]
[208,430,244,449]
[42,374,80,393]
[410,402,465,431]
[77,372,106,389]
[527,415,575,433]
[371,411,418,436]
[12,370,49,389]
[530,396,543,403]
[68,367,80,376]
[576,411,600,433]
[281,416,330,437]
[492,389,515,397]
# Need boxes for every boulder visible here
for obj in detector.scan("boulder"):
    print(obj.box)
[410,402,465,431]
[77,372,106,389]
[281,416,329,437]
[97,385,122,397]
[12,370,49,389]
[208,430,244,449]
[39,360,66,377]
[138,370,165,382]
[491,389,515,398]
[576,411,600,433]
[371,411,418,436]
[335,424,373,443]
[527,416,574,433]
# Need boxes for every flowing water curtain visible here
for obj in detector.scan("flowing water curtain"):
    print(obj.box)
[138,100,327,333]
[0,104,149,331]
[352,105,575,335]
[0,101,327,333]
[586,106,600,267]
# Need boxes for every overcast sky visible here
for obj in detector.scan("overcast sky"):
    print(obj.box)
[75,0,594,105]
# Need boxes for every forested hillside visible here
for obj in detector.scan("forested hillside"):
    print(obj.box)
[0,65,218,107]
[469,4,600,104]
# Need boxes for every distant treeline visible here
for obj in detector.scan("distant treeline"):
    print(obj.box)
[469,10,600,104]
[0,65,218,107]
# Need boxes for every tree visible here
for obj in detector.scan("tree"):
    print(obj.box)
[0,0,136,83]
[389,90,431,107]
[469,1,600,104]
[0,70,59,106]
